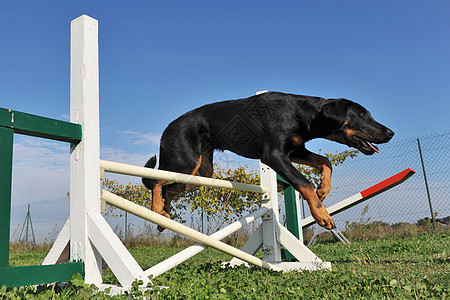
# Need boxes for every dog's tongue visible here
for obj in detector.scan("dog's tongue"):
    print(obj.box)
[367,141,380,154]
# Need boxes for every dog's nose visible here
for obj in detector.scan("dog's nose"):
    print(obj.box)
[386,128,394,138]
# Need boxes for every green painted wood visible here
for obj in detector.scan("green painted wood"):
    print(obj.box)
[276,174,289,187]
[284,186,300,238]
[0,127,13,267]
[277,175,301,260]
[0,262,84,287]
[282,185,301,260]
[0,108,82,143]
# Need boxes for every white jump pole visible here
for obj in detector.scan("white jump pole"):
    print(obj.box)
[100,159,267,194]
[145,206,269,278]
[101,190,283,272]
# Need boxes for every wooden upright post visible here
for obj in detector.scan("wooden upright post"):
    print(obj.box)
[70,14,103,284]
[259,162,282,263]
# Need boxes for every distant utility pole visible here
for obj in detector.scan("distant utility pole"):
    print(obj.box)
[19,204,36,244]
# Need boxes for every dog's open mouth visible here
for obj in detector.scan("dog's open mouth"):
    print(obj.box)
[353,136,380,154]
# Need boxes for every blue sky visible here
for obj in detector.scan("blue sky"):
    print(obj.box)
[1,1,450,229]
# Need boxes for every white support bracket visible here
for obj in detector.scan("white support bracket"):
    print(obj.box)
[229,161,331,271]
[43,218,70,265]
[87,212,151,287]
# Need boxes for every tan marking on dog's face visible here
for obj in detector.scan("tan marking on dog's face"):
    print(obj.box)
[292,135,303,146]
[344,129,356,136]
[325,132,346,143]
[344,129,373,140]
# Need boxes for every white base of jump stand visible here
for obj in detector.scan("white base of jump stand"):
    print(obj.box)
[224,163,332,272]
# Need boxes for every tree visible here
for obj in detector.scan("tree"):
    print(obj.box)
[294,149,359,189]
[102,178,152,218]
[172,164,261,230]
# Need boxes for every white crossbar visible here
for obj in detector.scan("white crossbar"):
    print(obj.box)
[145,206,269,278]
[100,159,268,194]
[101,190,282,272]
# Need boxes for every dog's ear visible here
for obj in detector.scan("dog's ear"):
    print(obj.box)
[322,99,352,130]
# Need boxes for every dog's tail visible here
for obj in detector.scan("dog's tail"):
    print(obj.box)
[142,155,157,190]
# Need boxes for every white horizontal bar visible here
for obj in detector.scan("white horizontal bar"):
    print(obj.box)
[145,206,269,277]
[100,159,267,194]
[101,190,281,272]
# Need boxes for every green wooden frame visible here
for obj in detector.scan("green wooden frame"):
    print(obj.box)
[0,108,81,143]
[0,262,84,287]
[277,175,302,260]
[0,107,83,287]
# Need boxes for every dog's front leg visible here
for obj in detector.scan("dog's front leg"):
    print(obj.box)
[298,183,335,230]
[290,148,332,202]
[263,154,335,230]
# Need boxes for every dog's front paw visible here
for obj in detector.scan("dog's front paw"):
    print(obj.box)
[311,203,335,230]
[316,181,331,202]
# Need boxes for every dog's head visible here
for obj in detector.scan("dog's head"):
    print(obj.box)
[322,99,394,155]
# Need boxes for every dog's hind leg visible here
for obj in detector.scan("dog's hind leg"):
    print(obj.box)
[151,180,169,219]
[155,149,214,232]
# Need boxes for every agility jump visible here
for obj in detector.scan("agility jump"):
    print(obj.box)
[0,15,415,291]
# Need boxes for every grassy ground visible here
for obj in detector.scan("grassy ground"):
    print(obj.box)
[3,231,448,299]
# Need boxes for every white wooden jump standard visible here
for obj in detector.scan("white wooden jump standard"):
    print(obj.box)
[44,15,152,292]
[43,15,330,292]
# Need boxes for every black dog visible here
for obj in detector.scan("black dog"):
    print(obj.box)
[143,92,394,231]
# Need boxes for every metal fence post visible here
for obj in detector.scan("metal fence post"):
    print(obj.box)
[417,138,436,231]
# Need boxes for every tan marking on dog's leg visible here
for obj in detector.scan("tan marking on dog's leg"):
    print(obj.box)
[292,154,332,201]
[316,164,332,202]
[157,155,203,232]
[192,155,202,176]
[297,184,335,230]
[152,180,169,218]
[152,180,170,232]
[166,155,203,202]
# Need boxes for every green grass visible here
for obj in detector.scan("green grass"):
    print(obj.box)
[2,233,449,299]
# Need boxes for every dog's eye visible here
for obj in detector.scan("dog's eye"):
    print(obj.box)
[359,111,368,118]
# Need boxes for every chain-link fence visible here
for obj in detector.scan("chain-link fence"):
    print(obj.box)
[176,131,450,239]
[325,131,450,229]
